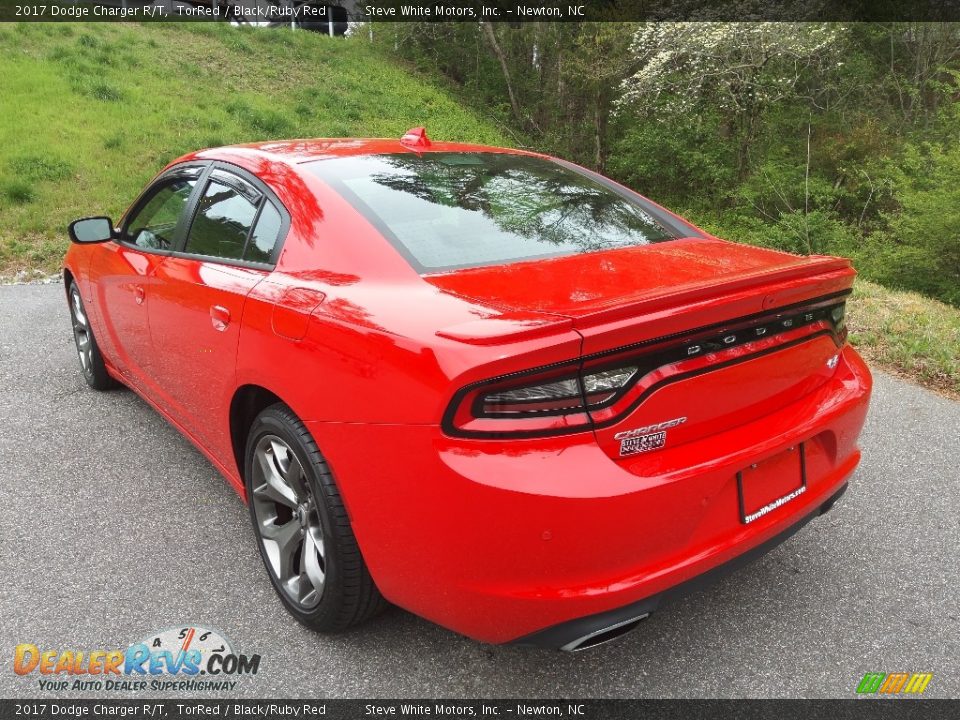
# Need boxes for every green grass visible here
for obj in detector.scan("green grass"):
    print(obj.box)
[0,21,510,273]
[848,280,960,398]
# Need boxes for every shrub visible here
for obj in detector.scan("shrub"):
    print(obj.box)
[2,181,37,204]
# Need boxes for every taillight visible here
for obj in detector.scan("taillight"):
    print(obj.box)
[831,304,848,343]
[481,377,581,415]
[583,366,640,401]
[444,295,849,439]
[479,366,639,417]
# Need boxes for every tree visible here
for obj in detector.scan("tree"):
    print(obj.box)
[618,23,845,178]
[564,24,639,170]
[480,22,523,123]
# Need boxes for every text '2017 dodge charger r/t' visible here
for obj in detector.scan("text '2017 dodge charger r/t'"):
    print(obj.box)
[64,128,871,651]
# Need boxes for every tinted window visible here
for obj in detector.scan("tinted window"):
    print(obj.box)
[185,179,259,261]
[246,202,282,264]
[124,177,197,250]
[305,153,681,272]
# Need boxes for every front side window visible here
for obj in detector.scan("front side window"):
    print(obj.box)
[124,176,197,251]
[305,153,686,272]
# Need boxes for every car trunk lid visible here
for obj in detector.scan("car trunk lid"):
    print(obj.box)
[430,239,855,459]
[426,239,850,328]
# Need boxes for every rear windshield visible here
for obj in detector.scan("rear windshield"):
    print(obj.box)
[305,152,689,272]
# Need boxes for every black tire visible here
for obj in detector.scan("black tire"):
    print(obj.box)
[68,281,117,391]
[244,403,387,632]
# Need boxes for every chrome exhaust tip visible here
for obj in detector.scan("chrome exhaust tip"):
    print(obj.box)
[559,613,649,652]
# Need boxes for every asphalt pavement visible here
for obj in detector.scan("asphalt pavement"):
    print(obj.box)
[0,282,957,699]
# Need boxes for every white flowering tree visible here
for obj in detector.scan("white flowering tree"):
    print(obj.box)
[618,23,845,177]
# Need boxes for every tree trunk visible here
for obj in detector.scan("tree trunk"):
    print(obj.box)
[736,100,759,182]
[481,22,523,122]
[594,87,605,170]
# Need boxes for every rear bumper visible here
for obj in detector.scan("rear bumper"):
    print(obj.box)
[513,481,848,650]
[306,345,871,645]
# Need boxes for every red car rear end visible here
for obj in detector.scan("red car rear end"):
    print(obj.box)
[319,242,869,649]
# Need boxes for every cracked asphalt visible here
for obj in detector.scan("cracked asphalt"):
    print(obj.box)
[0,282,957,699]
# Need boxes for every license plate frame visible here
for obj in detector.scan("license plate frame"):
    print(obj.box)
[736,443,807,525]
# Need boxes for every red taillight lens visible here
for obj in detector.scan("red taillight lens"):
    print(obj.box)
[446,361,593,438]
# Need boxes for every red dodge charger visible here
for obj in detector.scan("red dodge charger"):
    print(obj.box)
[64,129,871,651]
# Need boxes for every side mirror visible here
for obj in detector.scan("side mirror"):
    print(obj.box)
[68,216,115,244]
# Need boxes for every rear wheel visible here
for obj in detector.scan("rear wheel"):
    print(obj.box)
[68,282,116,391]
[245,403,387,632]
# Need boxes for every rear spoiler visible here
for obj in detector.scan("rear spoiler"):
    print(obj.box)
[436,311,574,345]
[436,256,854,346]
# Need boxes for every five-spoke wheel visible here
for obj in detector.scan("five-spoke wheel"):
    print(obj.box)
[245,404,386,632]
[70,285,93,374]
[67,282,115,390]
[250,434,327,609]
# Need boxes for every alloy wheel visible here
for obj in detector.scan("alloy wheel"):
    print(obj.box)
[70,288,93,376]
[250,434,326,609]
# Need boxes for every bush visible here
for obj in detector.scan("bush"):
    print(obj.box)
[608,109,735,210]
[864,142,960,305]
[2,181,37,204]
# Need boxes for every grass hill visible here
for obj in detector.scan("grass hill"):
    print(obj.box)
[0,21,510,272]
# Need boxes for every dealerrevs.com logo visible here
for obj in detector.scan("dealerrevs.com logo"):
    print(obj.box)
[856,672,934,695]
[13,626,261,693]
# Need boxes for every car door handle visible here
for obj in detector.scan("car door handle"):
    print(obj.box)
[134,285,145,305]
[210,305,231,332]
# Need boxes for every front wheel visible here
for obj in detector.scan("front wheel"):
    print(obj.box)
[68,282,116,391]
[245,403,387,632]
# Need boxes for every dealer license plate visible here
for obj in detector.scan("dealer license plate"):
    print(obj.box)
[736,443,807,524]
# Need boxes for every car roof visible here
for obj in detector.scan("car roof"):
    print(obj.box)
[187,137,546,166]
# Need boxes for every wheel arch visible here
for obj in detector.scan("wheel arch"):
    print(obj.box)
[229,384,288,483]
[63,267,75,299]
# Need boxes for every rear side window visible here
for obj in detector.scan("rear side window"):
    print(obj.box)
[183,170,284,264]
[305,153,685,272]
[185,178,259,261]
[246,202,282,264]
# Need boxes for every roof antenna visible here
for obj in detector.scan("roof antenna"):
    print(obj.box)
[400,127,431,149]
